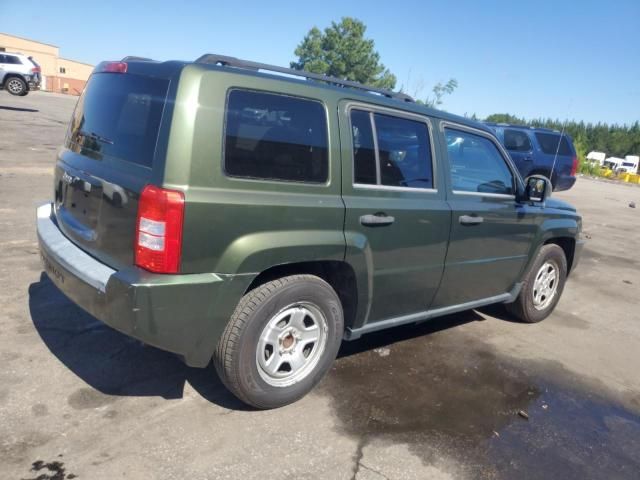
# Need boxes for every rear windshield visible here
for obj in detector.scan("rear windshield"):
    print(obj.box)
[535,132,573,156]
[67,73,169,167]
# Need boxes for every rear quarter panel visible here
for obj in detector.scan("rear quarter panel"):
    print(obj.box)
[163,66,346,275]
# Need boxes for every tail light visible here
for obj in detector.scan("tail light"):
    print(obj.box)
[571,155,578,176]
[31,66,41,74]
[95,61,128,73]
[135,185,184,273]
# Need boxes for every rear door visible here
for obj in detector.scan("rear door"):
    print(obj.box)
[432,123,538,308]
[53,63,179,269]
[502,128,535,178]
[340,101,450,324]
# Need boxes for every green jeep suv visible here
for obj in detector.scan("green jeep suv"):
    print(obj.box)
[37,54,584,408]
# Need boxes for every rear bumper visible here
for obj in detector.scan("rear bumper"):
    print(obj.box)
[554,175,577,191]
[36,203,251,367]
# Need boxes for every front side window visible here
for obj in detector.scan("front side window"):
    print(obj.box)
[351,109,433,189]
[504,129,532,152]
[446,128,514,195]
[224,90,328,183]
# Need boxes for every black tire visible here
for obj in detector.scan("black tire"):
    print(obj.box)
[5,77,27,96]
[506,244,567,323]
[214,275,344,409]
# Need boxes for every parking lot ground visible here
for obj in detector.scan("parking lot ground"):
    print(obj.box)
[1,92,639,479]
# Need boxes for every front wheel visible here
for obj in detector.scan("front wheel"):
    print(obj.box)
[6,77,27,96]
[214,275,344,409]
[506,244,567,323]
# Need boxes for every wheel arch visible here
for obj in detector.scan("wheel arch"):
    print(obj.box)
[244,260,359,332]
[2,73,29,88]
[543,236,576,275]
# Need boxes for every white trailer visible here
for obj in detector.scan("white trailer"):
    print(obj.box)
[586,151,606,165]
[620,155,639,174]
[604,157,624,170]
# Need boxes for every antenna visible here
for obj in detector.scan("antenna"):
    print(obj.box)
[550,100,572,185]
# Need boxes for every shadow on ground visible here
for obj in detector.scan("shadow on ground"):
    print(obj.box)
[28,273,484,412]
[0,105,39,112]
[28,274,246,410]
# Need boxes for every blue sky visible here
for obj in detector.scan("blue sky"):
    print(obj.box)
[2,0,638,124]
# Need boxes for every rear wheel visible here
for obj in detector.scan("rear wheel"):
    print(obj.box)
[6,77,27,96]
[214,275,344,409]
[506,244,567,323]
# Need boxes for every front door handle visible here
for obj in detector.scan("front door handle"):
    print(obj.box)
[360,213,395,227]
[459,214,484,225]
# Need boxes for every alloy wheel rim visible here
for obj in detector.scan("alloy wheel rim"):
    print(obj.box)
[8,79,23,94]
[532,260,559,310]
[256,302,328,387]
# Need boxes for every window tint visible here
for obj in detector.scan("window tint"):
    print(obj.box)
[224,90,328,183]
[504,129,532,152]
[375,113,433,188]
[5,55,22,65]
[67,73,169,167]
[535,132,573,156]
[351,109,377,184]
[350,109,433,189]
[446,129,514,195]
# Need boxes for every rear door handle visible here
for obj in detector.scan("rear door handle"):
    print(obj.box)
[459,215,484,225]
[360,213,395,227]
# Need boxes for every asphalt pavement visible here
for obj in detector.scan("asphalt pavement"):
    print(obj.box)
[1,91,639,479]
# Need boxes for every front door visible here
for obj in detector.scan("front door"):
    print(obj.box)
[432,124,539,308]
[339,102,450,325]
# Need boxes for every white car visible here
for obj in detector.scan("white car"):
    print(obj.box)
[0,52,41,96]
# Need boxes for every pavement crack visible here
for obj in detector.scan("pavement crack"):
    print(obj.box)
[359,462,392,480]
[350,439,366,480]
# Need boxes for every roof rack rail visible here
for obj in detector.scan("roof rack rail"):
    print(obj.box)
[121,56,155,62]
[195,53,414,103]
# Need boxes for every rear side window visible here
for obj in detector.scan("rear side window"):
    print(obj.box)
[6,55,22,64]
[446,128,514,195]
[224,90,329,183]
[67,73,169,167]
[504,129,532,152]
[535,132,573,156]
[351,109,434,189]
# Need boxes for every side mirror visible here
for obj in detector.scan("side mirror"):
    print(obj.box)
[523,175,552,203]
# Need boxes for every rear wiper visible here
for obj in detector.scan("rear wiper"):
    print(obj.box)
[78,130,114,145]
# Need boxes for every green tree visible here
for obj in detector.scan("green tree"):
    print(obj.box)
[422,79,459,108]
[291,17,397,89]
